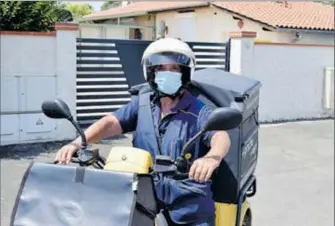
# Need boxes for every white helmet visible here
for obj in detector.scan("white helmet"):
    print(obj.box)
[141,38,196,93]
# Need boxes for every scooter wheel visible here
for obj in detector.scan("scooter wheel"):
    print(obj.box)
[242,212,252,226]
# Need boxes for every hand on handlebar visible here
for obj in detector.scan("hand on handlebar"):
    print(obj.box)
[55,143,80,164]
[189,156,220,183]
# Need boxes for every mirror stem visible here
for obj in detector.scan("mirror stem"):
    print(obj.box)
[68,116,87,149]
[180,131,204,157]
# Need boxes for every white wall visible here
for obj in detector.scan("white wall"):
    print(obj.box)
[1,36,57,76]
[252,43,334,122]
[230,36,334,122]
[0,27,78,146]
[80,24,127,39]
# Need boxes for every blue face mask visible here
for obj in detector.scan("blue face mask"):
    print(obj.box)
[154,71,182,95]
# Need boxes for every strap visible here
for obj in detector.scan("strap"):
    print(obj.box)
[74,167,85,183]
[138,92,162,155]
[135,202,156,220]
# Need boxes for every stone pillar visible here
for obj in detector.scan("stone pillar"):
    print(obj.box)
[228,31,257,75]
[55,22,79,140]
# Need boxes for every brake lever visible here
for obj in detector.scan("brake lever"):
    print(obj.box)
[71,158,80,164]
[53,159,80,165]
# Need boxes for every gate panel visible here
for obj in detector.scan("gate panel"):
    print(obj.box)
[76,38,230,128]
[188,41,229,71]
[76,38,132,128]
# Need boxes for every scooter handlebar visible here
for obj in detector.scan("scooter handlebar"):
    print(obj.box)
[52,148,104,168]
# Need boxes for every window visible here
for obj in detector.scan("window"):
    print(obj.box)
[129,28,143,40]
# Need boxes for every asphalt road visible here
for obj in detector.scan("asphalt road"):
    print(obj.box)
[1,120,334,226]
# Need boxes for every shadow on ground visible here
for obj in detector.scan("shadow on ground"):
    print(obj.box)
[0,134,130,160]
[0,141,71,160]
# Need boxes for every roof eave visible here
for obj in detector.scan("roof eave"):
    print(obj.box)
[146,2,210,13]
[79,11,149,22]
[276,27,335,34]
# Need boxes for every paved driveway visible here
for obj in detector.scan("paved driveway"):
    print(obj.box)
[252,120,334,226]
[1,120,333,226]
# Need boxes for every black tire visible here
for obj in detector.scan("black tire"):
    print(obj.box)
[242,211,252,226]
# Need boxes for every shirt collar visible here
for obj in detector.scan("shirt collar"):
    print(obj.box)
[151,90,193,114]
[170,90,192,113]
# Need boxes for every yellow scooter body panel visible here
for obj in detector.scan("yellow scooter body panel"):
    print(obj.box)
[103,146,153,173]
[215,201,250,226]
[103,147,251,226]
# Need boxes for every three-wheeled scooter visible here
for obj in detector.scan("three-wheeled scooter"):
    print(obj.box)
[10,68,261,226]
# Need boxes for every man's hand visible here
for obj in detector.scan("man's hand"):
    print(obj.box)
[55,143,80,164]
[188,155,221,183]
[188,131,231,183]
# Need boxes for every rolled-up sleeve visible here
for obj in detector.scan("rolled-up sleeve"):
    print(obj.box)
[112,96,139,133]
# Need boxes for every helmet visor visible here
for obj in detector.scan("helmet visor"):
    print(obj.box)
[144,52,193,67]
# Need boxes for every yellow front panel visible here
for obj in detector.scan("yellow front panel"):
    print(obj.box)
[103,146,153,174]
[214,201,250,226]
[103,146,252,226]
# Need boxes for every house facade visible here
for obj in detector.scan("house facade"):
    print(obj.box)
[80,1,334,44]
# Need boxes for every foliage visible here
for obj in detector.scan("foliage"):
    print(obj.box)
[0,1,73,31]
[62,3,94,20]
[315,1,335,6]
[100,1,121,11]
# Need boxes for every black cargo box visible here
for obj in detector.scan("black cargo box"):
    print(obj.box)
[189,68,261,204]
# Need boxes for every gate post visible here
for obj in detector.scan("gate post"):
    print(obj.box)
[55,22,79,140]
[228,31,257,75]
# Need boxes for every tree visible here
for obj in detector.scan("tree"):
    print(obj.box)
[0,1,73,31]
[315,1,334,6]
[63,3,94,20]
[100,1,121,11]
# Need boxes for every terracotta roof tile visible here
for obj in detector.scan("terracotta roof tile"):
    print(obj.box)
[83,1,334,31]
[212,1,334,31]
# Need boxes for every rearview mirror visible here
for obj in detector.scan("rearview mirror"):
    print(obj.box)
[203,107,243,132]
[41,99,72,120]
[41,98,88,148]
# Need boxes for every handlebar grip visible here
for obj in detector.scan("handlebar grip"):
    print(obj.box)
[173,171,189,180]
[72,152,78,158]
[52,151,78,165]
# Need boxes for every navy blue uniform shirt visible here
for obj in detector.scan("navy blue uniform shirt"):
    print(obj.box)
[112,90,216,224]
[113,90,215,156]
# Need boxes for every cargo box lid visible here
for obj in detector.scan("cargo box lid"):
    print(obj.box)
[192,68,261,104]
